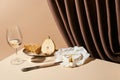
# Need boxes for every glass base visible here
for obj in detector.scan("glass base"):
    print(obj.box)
[11,58,25,65]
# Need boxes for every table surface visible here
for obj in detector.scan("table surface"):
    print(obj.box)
[0,49,120,80]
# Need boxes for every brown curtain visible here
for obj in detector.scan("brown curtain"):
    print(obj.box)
[47,0,120,63]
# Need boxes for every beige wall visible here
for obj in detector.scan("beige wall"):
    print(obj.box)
[0,0,67,60]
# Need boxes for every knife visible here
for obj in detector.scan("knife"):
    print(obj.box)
[21,61,62,72]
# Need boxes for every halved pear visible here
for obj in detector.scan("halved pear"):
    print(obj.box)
[41,37,55,55]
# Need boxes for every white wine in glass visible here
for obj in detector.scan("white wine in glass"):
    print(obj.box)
[6,26,25,65]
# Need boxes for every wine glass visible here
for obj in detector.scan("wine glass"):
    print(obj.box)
[6,26,25,65]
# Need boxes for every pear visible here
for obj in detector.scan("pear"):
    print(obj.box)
[41,36,55,55]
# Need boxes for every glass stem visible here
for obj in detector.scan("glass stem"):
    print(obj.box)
[15,48,18,57]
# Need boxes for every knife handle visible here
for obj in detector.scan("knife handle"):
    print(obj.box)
[21,66,40,72]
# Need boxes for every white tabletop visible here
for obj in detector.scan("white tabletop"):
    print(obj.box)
[0,49,120,80]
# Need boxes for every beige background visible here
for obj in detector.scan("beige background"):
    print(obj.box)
[0,0,67,60]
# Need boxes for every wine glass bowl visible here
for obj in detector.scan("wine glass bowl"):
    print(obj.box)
[6,26,25,65]
[8,39,22,49]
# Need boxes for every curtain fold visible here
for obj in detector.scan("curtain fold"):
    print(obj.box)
[47,0,120,63]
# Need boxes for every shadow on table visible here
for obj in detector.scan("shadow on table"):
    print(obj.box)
[84,57,96,65]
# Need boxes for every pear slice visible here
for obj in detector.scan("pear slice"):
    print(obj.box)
[41,36,55,55]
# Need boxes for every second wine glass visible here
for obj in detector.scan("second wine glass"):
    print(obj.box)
[6,26,25,65]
